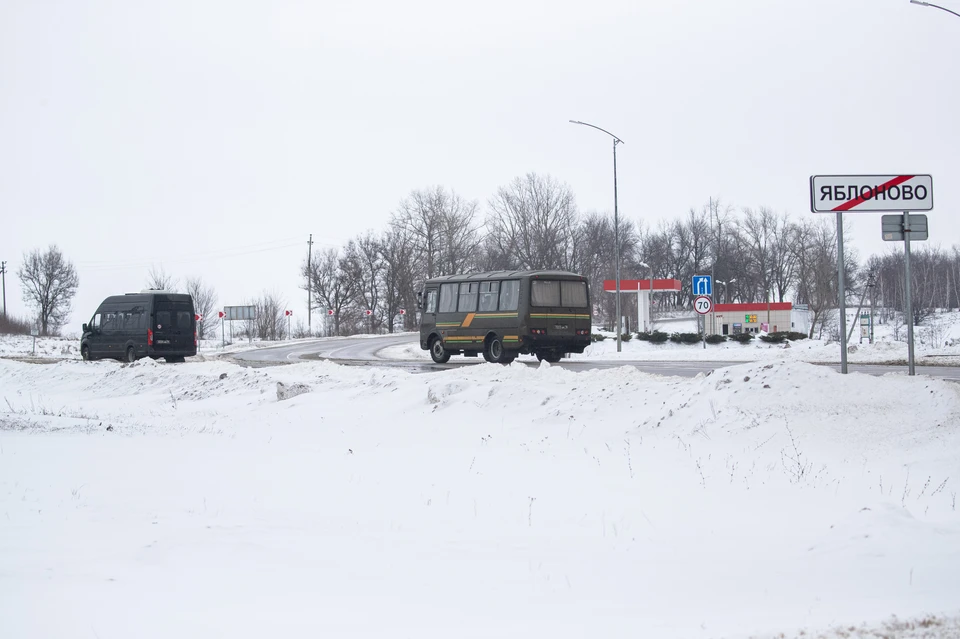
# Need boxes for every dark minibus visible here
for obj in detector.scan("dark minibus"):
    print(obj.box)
[81,290,197,363]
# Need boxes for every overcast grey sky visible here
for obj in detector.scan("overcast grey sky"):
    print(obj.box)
[2,0,958,334]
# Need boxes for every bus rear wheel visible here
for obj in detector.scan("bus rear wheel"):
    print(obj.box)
[484,335,514,365]
[430,337,451,364]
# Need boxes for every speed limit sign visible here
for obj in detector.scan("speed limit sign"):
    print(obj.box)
[694,295,712,315]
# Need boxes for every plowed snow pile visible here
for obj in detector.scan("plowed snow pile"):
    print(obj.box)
[2,358,959,638]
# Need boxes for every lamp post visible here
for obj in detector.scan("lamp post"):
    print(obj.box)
[909,0,960,17]
[570,119,625,352]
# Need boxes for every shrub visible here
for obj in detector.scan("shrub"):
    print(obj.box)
[634,332,652,341]
[705,334,727,344]
[669,332,702,345]
[759,333,786,343]
[729,332,755,344]
[0,314,33,335]
[648,330,670,344]
[620,332,633,342]
[591,333,607,342]
[761,331,808,343]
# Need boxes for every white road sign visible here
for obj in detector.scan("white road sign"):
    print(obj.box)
[694,296,712,315]
[810,174,933,213]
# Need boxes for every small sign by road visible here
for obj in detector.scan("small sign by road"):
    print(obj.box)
[692,275,712,296]
[694,296,712,315]
[882,213,928,242]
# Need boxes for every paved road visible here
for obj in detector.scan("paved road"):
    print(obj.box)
[228,333,960,380]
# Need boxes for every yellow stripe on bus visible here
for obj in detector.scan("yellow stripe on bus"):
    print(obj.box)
[461,313,476,328]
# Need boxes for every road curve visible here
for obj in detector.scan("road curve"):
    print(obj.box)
[228,333,960,380]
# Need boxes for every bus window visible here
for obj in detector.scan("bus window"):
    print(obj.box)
[499,280,520,311]
[439,283,458,313]
[478,281,499,312]
[531,280,560,307]
[425,289,438,314]
[103,311,118,331]
[458,282,479,312]
[561,281,588,307]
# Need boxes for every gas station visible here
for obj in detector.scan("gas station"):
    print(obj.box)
[603,278,812,336]
[602,279,682,332]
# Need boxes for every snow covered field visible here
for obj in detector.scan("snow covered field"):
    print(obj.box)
[2,354,959,638]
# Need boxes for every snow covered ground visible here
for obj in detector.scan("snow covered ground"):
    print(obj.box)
[2,354,959,638]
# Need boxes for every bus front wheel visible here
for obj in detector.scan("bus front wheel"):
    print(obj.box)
[430,337,451,364]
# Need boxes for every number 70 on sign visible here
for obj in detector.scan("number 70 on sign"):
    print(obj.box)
[694,296,713,315]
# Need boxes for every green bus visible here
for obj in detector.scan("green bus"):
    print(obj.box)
[418,270,592,364]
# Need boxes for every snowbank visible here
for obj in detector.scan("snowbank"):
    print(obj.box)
[1,357,959,637]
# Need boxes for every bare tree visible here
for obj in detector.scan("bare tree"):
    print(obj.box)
[341,233,386,334]
[17,245,79,336]
[392,186,479,280]
[146,265,179,292]
[379,227,418,332]
[302,247,356,336]
[184,276,218,339]
[249,291,286,341]
[790,218,860,339]
[487,172,579,271]
[740,207,774,305]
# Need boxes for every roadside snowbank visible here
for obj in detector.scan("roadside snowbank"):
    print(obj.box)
[1,357,959,637]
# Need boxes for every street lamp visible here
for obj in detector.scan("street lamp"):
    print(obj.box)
[716,278,737,304]
[639,261,654,332]
[909,0,960,18]
[570,119,625,351]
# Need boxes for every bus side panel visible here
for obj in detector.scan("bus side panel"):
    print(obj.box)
[470,278,523,353]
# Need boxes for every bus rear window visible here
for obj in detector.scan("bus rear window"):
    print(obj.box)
[155,301,193,330]
[531,280,560,307]
[561,281,588,308]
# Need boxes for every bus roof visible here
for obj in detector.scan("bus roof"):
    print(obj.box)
[423,269,585,285]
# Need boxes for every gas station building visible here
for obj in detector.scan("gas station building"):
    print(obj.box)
[708,302,796,336]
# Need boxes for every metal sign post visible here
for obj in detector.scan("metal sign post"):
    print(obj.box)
[836,209,848,374]
[694,295,712,349]
[881,212,929,376]
[904,211,915,376]
[810,174,933,375]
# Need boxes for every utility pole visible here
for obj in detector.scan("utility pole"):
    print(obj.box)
[307,234,313,335]
[1,260,7,321]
